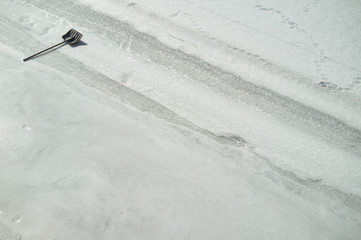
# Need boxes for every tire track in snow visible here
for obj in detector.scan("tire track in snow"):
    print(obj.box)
[255,2,328,83]
[255,0,361,90]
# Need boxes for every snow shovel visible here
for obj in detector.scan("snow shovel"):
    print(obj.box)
[23,29,83,62]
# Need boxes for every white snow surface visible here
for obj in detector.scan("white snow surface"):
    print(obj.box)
[0,0,361,239]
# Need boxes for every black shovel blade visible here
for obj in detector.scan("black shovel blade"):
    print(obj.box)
[62,29,83,44]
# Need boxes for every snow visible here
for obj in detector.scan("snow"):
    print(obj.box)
[73,0,361,129]
[0,0,361,239]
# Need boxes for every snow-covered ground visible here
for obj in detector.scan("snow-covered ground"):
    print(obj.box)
[0,0,360,239]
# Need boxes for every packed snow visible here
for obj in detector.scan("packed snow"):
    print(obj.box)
[0,0,360,239]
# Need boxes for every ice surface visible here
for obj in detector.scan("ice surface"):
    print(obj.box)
[0,0,361,239]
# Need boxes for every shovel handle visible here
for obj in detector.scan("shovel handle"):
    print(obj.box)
[23,41,67,62]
